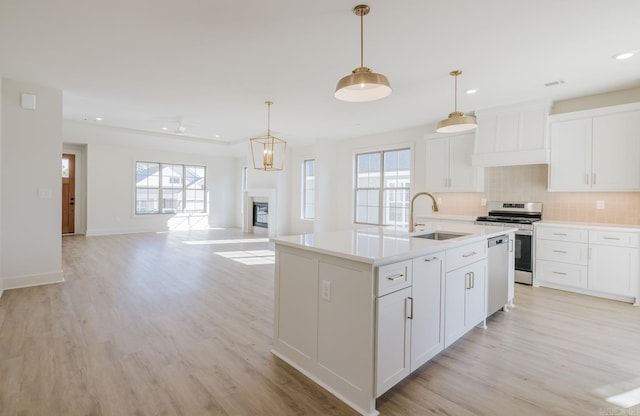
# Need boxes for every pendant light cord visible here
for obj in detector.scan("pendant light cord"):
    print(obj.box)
[360,11,364,68]
[453,73,458,113]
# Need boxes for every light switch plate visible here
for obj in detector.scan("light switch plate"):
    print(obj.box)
[321,280,331,301]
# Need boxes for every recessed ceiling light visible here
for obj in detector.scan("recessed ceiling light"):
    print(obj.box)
[162,127,168,131]
[95,117,103,121]
[465,88,478,95]
[613,50,636,60]
[215,134,221,138]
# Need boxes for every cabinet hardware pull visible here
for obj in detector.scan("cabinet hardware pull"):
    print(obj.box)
[552,250,567,253]
[603,237,621,240]
[552,233,567,236]
[508,239,514,253]
[585,173,589,185]
[462,251,477,258]
[593,173,596,185]
[424,257,438,262]
[471,271,475,288]
[552,271,567,275]
[465,272,470,289]
[407,297,414,320]
[387,274,405,281]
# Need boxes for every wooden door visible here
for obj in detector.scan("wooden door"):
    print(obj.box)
[62,154,75,234]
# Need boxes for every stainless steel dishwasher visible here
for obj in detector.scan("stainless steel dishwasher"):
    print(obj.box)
[487,235,509,316]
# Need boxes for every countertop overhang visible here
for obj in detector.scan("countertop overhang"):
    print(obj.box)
[271,222,518,266]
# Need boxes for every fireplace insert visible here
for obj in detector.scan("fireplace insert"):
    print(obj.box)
[253,202,268,228]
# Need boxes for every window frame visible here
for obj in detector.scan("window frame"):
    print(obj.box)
[354,148,411,227]
[135,161,207,215]
[301,159,315,220]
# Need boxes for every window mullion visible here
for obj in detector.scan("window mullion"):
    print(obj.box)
[182,165,186,214]
[378,151,384,225]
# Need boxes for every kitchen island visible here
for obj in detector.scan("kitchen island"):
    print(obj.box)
[271,222,517,416]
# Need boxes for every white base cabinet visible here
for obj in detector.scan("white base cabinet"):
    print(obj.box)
[444,258,487,347]
[375,252,445,397]
[535,224,639,304]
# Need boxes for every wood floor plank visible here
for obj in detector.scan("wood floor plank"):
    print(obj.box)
[1,229,639,415]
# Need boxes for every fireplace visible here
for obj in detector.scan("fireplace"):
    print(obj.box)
[253,202,269,228]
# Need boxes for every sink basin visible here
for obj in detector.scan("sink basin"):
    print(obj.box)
[413,231,470,241]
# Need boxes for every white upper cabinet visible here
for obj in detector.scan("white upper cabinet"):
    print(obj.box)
[472,100,551,167]
[425,133,484,192]
[548,103,640,192]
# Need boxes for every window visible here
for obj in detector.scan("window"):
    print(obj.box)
[355,148,411,227]
[302,159,315,219]
[135,162,206,214]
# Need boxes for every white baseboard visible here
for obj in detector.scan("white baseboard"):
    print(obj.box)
[2,270,65,290]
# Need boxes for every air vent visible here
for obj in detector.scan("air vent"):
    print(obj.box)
[544,79,565,87]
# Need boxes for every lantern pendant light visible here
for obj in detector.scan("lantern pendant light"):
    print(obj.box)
[335,4,392,102]
[250,101,286,171]
[436,70,478,133]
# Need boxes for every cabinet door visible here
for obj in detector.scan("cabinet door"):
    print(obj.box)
[549,118,592,191]
[425,137,450,191]
[444,267,467,348]
[449,134,483,192]
[589,245,638,297]
[376,287,411,397]
[591,110,640,191]
[465,260,487,330]
[411,253,444,371]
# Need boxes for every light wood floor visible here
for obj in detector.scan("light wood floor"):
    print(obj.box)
[1,229,639,415]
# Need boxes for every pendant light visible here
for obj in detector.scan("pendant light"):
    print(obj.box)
[335,4,391,102]
[436,70,478,133]
[250,101,286,171]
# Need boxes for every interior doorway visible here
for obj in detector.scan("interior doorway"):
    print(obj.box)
[62,153,75,234]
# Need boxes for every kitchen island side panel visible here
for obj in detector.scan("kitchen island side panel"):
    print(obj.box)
[273,244,378,416]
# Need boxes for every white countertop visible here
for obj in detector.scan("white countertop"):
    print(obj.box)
[272,222,518,266]
[537,221,640,232]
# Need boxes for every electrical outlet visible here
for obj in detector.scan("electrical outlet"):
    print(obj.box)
[596,200,605,210]
[480,198,487,206]
[321,280,331,301]
[436,197,442,205]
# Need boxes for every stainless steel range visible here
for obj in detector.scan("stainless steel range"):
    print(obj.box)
[475,201,543,285]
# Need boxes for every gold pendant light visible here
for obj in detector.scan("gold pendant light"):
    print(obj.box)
[436,70,478,133]
[250,101,286,171]
[335,4,392,102]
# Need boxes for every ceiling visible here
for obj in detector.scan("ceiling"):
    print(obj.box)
[1,0,639,153]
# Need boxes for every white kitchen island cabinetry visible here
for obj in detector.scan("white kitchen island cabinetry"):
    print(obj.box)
[548,103,640,192]
[444,241,487,347]
[272,223,515,416]
[376,252,447,397]
[424,132,484,192]
[535,222,639,305]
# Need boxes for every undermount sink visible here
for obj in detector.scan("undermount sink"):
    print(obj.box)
[413,231,470,241]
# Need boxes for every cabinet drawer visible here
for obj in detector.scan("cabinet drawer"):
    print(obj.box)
[536,226,588,243]
[536,240,587,265]
[589,230,639,248]
[535,260,588,288]
[376,260,412,296]
[446,241,487,272]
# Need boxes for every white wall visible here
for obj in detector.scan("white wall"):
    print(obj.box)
[64,122,240,235]
[1,78,63,289]
[0,76,3,297]
[314,124,434,232]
